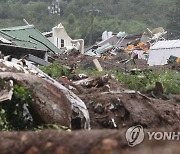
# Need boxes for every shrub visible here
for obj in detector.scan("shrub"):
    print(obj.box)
[0,84,34,131]
[39,61,73,79]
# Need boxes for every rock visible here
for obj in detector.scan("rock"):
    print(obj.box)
[94,103,104,114]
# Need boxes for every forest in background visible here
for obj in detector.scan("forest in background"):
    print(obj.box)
[0,0,179,44]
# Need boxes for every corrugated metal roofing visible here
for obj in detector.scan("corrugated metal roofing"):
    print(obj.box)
[150,40,180,50]
[0,35,12,44]
[0,25,60,53]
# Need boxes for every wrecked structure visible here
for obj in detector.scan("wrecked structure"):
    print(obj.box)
[44,23,84,54]
[0,24,178,69]
[0,23,179,153]
[148,40,180,66]
[0,25,61,65]
[83,27,180,70]
[0,58,90,130]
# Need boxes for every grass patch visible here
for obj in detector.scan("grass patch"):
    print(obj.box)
[39,61,73,79]
[75,68,180,95]
[114,70,180,95]
[39,62,180,95]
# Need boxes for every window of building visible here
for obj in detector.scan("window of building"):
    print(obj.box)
[61,39,64,47]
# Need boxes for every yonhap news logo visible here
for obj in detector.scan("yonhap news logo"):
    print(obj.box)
[126,125,180,147]
[126,125,144,147]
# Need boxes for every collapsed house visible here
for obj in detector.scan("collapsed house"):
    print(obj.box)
[85,31,141,58]
[84,27,178,68]
[148,40,180,66]
[98,31,141,48]
[0,22,179,153]
[44,23,84,54]
[0,25,61,65]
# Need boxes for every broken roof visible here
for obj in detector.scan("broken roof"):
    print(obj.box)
[0,25,60,53]
[150,40,180,50]
[98,34,141,47]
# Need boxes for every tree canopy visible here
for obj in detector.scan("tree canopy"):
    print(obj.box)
[0,0,179,44]
[166,0,180,39]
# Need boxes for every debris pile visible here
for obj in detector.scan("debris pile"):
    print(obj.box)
[0,58,90,130]
[0,23,179,153]
[83,27,167,65]
[62,74,180,129]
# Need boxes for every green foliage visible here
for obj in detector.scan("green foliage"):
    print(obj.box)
[0,0,177,44]
[114,70,180,95]
[39,61,73,79]
[0,109,9,131]
[67,13,76,24]
[34,124,71,131]
[75,68,180,95]
[0,84,34,131]
[166,0,180,39]
[13,85,32,101]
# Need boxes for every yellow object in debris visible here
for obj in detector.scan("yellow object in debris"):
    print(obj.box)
[93,59,103,72]
[137,42,149,51]
[101,56,107,60]
[125,44,134,51]
[176,58,180,63]
[137,42,145,48]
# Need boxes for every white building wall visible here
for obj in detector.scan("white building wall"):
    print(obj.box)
[52,24,73,49]
[148,48,180,66]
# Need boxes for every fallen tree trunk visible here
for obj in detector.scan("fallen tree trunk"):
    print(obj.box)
[0,130,179,154]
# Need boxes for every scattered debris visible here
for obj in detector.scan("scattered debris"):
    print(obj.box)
[94,103,104,114]
[0,59,90,130]
[0,80,13,102]
[0,23,179,153]
[24,54,51,66]
[92,59,103,71]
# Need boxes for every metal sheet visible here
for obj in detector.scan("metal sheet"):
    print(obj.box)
[150,40,180,49]
[148,48,180,66]
[0,25,61,53]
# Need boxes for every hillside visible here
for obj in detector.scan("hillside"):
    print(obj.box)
[0,0,179,44]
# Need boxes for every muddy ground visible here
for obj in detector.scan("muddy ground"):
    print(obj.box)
[0,129,179,154]
[53,53,180,130]
[61,75,180,130]
[0,57,180,153]
[52,52,148,72]
[54,52,180,72]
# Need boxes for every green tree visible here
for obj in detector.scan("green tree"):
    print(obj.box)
[67,13,76,24]
[166,0,180,39]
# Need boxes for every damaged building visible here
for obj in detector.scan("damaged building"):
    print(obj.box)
[44,23,84,54]
[0,24,61,65]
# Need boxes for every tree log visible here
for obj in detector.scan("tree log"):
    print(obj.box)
[0,130,179,154]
